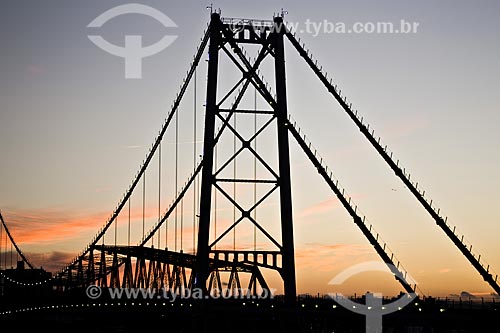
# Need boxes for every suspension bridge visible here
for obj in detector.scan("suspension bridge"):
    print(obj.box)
[0,12,498,332]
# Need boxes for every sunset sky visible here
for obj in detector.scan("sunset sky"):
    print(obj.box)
[1,0,499,298]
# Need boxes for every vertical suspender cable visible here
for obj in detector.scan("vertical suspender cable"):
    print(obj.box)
[143,173,146,240]
[165,211,168,250]
[114,215,117,247]
[3,226,7,268]
[214,146,217,250]
[165,162,168,250]
[128,197,131,247]
[3,228,6,269]
[181,198,184,251]
[254,87,257,251]
[5,227,8,269]
[4,226,7,269]
[175,101,179,252]
[193,67,197,254]
[165,144,168,249]
[0,222,3,269]
[233,111,237,251]
[158,141,162,249]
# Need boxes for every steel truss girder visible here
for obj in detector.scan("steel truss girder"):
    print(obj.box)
[77,245,271,297]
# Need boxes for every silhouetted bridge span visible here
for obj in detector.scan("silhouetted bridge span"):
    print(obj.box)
[1,11,498,332]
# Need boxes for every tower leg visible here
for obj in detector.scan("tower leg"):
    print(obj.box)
[195,12,221,293]
[273,16,297,305]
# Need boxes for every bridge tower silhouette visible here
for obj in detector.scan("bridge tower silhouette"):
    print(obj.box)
[194,12,297,303]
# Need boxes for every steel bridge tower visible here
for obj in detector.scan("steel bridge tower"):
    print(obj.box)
[195,13,297,303]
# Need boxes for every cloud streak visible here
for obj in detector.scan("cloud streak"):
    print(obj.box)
[297,193,363,222]
[3,208,109,244]
[2,201,189,247]
[295,243,373,272]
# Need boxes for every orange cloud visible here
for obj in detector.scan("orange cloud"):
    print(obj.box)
[3,208,109,244]
[2,203,169,245]
[295,243,373,273]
